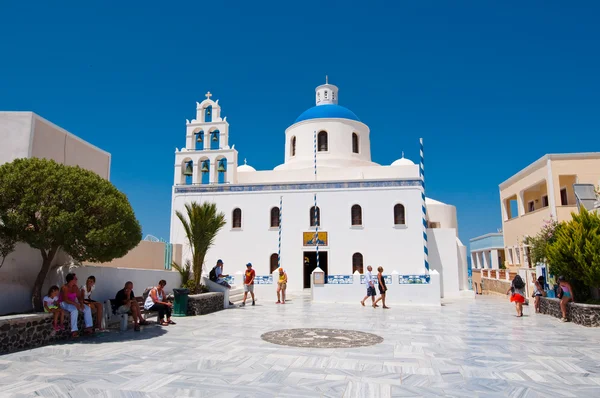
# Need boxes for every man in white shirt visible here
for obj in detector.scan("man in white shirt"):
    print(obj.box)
[360,265,377,307]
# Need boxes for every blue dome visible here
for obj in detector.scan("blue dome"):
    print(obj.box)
[294,104,360,124]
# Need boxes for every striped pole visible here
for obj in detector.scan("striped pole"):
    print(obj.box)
[278,196,282,270]
[420,138,429,272]
[313,130,320,270]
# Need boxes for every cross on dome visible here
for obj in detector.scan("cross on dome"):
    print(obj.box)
[205,91,212,99]
[244,158,247,165]
[325,75,328,84]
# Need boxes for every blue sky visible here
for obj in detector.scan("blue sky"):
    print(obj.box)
[1,1,599,247]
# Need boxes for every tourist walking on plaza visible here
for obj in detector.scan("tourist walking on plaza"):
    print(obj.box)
[373,266,390,309]
[43,285,64,331]
[361,265,377,307]
[144,280,175,326]
[506,275,526,317]
[60,273,94,337]
[532,276,546,313]
[242,263,256,306]
[558,276,575,322]
[80,276,105,331]
[114,281,149,332]
[276,268,287,304]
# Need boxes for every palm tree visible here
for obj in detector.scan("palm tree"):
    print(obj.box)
[176,202,226,289]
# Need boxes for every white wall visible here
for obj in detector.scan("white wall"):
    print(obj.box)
[280,119,375,170]
[171,185,424,292]
[0,112,33,164]
[311,270,441,306]
[44,265,181,303]
[428,229,462,298]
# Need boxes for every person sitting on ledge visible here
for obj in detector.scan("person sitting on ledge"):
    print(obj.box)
[80,276,105,332]
[558,276,575,322]
[60,273,94,337]
[144,280,176,326]
[114,281,149,332]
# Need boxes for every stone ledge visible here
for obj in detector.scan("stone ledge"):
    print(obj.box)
[168,292,224,316]
[0,311,99,355]
[540,297,600,327]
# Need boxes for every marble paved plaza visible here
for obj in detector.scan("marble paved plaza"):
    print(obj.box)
[1,294,600,397]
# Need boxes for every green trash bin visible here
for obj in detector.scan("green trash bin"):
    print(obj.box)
[173,288,190,317]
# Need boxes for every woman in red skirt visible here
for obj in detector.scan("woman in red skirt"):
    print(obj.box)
[506,275,526,317]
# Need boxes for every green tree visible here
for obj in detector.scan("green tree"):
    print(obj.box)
[176,202,226,290]
[523,217,561,266]
[546,208,600,301]
[0,158,142,310]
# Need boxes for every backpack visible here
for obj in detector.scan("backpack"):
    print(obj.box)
[209,266,217,282]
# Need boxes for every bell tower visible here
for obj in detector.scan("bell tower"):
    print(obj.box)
[315,75,339,106]
[174,92,238,186]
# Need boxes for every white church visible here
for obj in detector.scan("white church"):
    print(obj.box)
[170,80,470,300]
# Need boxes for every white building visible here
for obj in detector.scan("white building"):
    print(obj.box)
[170,81,469,299]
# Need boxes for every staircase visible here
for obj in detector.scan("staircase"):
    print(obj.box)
[228,285,245,305]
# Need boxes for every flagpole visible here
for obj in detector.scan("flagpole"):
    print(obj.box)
[420,138,429,273]
[278,196,282,272]
[313,130,320,271]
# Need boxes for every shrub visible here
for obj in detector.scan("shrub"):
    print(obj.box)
[546,208,600,302]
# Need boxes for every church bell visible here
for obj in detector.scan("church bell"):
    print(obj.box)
[196,134,203,142]
[201,161,209,172]
[212,133,218,142]
[217,162,226,172]
[183,162,193,176]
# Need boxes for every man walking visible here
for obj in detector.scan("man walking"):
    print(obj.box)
[241,263,256,306]
[360,266,377,307]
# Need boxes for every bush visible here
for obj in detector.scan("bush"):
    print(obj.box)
[546,208,600,302]
[182,280,209,295]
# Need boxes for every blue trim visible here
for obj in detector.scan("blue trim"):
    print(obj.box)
[254,275,273,285]
[210,130,220,150]
[295,104,360,123]
[328,275,354,284]
[175,179,422,194]
[360,275,393,285]
[398,274,431,284]
[201,160,210,184]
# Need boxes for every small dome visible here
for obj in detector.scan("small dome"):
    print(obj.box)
[294,104,360,124]
[238,159,256,172]
[391,156,415,166]
[238,164,256,172]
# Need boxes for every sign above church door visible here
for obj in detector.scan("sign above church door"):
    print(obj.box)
[303,232,328,246]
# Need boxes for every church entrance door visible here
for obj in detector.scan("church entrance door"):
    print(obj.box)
[303,251,328,289]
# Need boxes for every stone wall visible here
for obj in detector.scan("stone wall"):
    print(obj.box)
[0,311,99,355]
[168,292,224,316]
[539,297,600,327]
[187,292,224,315]
[481,278,511,296]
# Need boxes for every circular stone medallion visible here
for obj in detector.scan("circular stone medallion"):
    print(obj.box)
[261,328,383,348]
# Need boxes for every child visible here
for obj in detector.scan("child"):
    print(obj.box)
[533,276,546,313]
[558,276,575,322]
[44,285,64,331]
[506,275,526,317]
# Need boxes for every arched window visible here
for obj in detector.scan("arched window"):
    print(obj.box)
[232,208,242,229]
[318,131,328,152]
[217,158,227,184]
[210,130,220,150]
[270,207,280,228]
[310,206,320,227]
[351,205,362,226]
[270,253,279,273]
[195,131,204,150]
[394,204,406,225]
[200,160,210,184]
[352,253,364,274]
[291,136,296,157]
[183,161,193,185]
[205,105,212,123]
[352,133,359,154]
